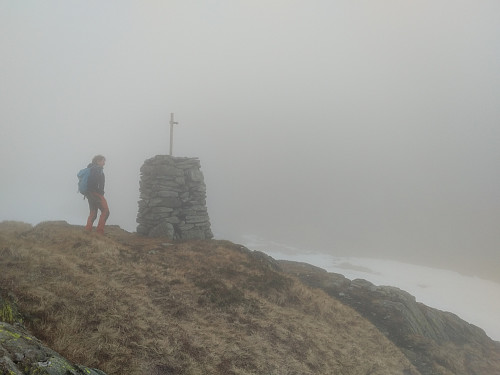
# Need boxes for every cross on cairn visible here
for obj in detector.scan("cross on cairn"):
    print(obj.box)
[169,113,179,156]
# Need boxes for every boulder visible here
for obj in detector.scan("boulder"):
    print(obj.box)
[0,321,107,375]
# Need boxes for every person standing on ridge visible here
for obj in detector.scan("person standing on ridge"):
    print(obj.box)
[85,155,110,234]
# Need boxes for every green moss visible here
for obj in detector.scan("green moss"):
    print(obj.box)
[0,327,22,340]
[0,304,14,323]
[0,296,23,325]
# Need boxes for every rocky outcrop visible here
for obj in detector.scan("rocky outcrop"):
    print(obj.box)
[0,321,107,375]
[278,260,500,375]
[136,155,213,240]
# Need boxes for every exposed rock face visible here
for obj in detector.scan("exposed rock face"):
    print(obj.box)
[278,260,500,375]
[0,321,107,375]
[136,155,213,240]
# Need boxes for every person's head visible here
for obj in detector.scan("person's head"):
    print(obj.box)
[92,155,106,167]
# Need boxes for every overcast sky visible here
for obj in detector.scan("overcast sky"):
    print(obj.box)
[1,1,499,280]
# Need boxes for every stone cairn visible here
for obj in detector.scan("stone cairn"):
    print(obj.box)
[136,155,213,240]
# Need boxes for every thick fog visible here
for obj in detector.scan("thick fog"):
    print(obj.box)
[1,1,499,281]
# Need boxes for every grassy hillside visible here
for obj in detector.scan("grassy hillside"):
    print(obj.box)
[0,221,419,375]
[278,261,500,375]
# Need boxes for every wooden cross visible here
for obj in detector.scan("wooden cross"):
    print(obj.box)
[169,112,179,156]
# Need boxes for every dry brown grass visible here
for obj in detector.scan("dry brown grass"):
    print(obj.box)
[0,221,420,375]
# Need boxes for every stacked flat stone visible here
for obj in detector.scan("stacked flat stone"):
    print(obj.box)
[136,155,213,240]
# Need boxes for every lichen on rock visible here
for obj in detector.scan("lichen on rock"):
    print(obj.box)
[0,321,107,375]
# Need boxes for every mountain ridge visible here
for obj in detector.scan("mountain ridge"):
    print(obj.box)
[277,260,500,375]
[0,221,498,374]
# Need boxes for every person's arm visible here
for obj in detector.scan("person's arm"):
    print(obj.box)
[97,172,105,195]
